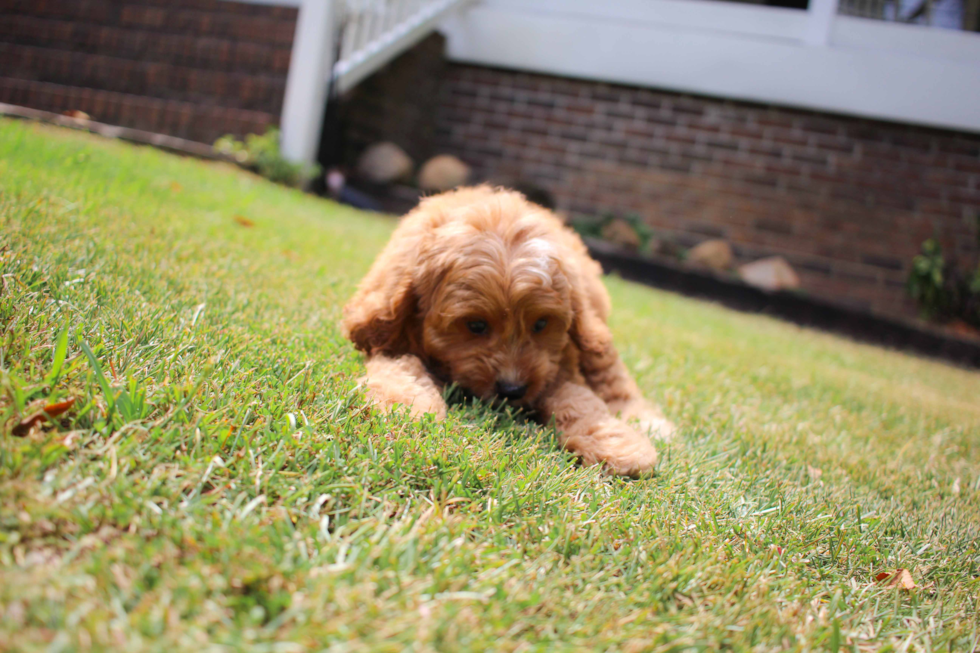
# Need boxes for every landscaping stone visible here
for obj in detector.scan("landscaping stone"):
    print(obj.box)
[650,239,685,260]
[601,218,642,251]
[689,239,734,271]
[357,142,414,184]
[418,154,470,191]
[739,256,801,291]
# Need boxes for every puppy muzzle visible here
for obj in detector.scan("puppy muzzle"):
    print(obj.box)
[495,381,528,400]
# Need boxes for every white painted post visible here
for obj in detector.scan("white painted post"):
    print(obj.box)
[804,0,840,46]
[280,0,336,165]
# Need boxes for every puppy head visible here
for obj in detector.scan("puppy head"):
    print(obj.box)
[343,187,611,407]
[419,222,572,406]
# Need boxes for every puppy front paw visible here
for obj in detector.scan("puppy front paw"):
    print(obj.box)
[609,399,676,441]
[603,427,659,477]
[602,438,659,478]
[361,377,448,420]
[564,418,659,478]
[633,414,675,441]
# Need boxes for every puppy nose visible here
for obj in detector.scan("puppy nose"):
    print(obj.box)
[496,381,528,400]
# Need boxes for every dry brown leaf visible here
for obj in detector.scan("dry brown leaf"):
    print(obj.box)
[11,398,77,437]
[233,215,256,227]
[875,569,915,590]
[895,569,916,589]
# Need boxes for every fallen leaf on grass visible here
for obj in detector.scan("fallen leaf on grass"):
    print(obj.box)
[11,398,76,437]
[875,569,915,590]
[233,215,256,227]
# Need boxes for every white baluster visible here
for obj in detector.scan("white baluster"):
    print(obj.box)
[280,0,337,164]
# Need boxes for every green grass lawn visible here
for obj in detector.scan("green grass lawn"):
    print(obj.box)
[1,119,979,652]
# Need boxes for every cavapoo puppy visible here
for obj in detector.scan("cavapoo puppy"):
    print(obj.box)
[342,186,674,476]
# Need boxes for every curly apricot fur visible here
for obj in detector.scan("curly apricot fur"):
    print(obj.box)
[343,186,674,476]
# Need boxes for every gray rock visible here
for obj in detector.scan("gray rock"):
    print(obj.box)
[689,239,734,271]
[418,155,471,192]
[357,142,414,185]
[738,256,801,291]
[601,218,642,251]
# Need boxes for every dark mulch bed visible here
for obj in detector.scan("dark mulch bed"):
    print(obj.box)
[585,240,980,370]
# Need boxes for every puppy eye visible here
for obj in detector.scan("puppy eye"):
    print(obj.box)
[532,318,548,333]
[467,320,489,335]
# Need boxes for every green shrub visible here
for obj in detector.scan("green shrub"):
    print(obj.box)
[908,239,952,320]
[569,214,604,240]
[570,212,656,252]
[214,128,320,188]
[907,238,980,328]
[967,266,980,326]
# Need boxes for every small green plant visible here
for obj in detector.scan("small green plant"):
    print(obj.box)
[571,212,656,253]
[214,128,320,188]
[907,239,951,320]
[967,265,980,326]
[623,212,656,250]
[570,212,689,260]
[569,215,603,241]
[907,238,980,328]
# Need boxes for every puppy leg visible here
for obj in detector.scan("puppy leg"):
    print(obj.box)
[579,345,675,440]
[361,354,447,419]
[539,381,659,477]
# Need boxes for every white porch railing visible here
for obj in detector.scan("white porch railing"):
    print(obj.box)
[279,0,473,164]
[254,0,980,162]
[335,0,473,93]
[839,0,979,29]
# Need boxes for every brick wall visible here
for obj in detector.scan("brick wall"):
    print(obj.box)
[340,33,448,171]
[428,65,980,319]
[0,0,297,144]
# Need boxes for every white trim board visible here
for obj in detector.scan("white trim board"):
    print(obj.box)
[440,1,980,134]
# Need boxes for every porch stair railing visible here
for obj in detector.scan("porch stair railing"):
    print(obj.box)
[280,0,474,164]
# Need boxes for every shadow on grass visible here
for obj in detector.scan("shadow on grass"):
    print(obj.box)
[442,383,542,432]
[441,383,679,481]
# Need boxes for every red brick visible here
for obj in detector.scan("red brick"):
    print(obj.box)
[416,64,980,319]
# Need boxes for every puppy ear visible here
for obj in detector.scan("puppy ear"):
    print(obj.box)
[570,288,612,355]
[342,232,422,355]
[568,266,614,356]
